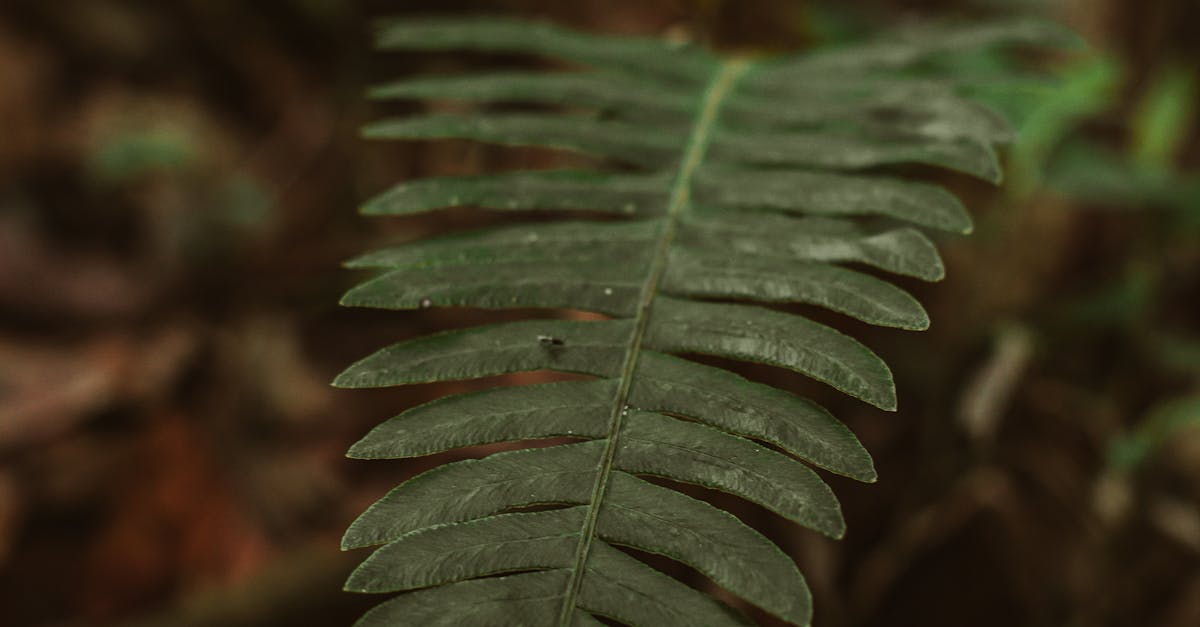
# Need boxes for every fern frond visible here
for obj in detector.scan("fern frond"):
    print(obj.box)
[338,15,1073,626]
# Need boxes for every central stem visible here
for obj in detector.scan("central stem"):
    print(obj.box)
[556,57,751,625]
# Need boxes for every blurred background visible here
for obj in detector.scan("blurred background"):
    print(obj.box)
[0,1,1196,626]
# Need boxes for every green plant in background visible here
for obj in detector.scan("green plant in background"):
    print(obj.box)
[1023,52,1200,472]
[335,16,1073,626]
[969,31,1200,221]
[85,111,276,259]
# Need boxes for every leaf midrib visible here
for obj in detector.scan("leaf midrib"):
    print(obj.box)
[557,56,753,625]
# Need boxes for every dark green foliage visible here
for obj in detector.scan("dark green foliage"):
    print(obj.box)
[338,15,1074,626]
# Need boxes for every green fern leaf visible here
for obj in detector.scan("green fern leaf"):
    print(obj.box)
[339,15,1072,626]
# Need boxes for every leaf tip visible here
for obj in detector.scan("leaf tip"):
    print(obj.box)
[867,384,899,412]
[848,451,879,483]
[984,160,1005,185]
[926,258,947,283]
[881,297,931,330]
[823,514,848,540]
[346,438,382,460]
[340,535,364,552]
[332,370,362,389]
[360,121,390,141]
[930,187,974,235]
[341,519,381,551]
[342,575,375,594]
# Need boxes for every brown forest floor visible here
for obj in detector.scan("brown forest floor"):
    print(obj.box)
[0,1,1197,626]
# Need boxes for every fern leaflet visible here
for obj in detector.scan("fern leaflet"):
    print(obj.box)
[337,15,1076,626]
